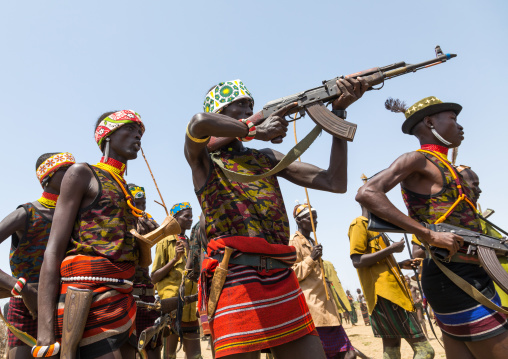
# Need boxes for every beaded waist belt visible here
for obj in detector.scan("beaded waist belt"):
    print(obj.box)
[61,276,133,286]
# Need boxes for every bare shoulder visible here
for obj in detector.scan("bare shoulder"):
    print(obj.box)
[64,163,93,183]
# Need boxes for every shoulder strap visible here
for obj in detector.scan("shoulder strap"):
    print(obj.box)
[211,125,322,183]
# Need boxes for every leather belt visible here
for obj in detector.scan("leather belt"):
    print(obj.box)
[211,253,290,272]
[132,287,155,297]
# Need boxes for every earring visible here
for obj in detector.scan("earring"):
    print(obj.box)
[104,138,111,161]
[431,127,452,146]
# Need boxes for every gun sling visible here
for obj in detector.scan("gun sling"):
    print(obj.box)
[211,125,322,183]
[210,253,291,272]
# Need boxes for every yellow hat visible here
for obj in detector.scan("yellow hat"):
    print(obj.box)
[402,96,462,134]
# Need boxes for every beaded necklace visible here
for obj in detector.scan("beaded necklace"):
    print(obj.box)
[420,144,449,160]
[95,157,126,178]
[38,192,59,209]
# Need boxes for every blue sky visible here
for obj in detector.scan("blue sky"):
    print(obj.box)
[0,1,507,294]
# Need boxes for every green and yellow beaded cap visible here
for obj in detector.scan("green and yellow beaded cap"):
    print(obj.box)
[203,79,253,114]
[402,96,462,134]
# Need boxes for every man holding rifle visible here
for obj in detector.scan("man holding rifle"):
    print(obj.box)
[356,97,508,358]
[185,77,367,358]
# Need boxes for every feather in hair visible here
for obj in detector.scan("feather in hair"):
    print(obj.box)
[385,98,408,113]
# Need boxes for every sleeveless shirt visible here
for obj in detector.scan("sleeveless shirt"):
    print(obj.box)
[10,203,52,283]
[197,148,289,245]
[67,164,139,263]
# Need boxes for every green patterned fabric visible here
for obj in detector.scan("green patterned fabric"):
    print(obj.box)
[203,79,253,114]
[67,164,139,263]
[197,148,289,244]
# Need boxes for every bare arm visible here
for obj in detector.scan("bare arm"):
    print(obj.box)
[184,106,294,190]
[0,208,27,290]
[356,152,463,255]
[351,239,404,268]
[37,164,94,346]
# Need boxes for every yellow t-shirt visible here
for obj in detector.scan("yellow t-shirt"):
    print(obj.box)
[152,234,198,322]
[348,216,414,314]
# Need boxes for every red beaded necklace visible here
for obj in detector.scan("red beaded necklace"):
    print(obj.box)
[420,144,449,158]
[38,191,59,209]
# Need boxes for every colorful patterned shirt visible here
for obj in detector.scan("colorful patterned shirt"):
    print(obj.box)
[197,148,289,244]
[402,151,481,232]
[10,203,52,283]
[67,165,139,263]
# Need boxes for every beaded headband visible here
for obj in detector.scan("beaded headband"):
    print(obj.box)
[36,153,75,185]
[129,185,146,199]
[95,110,145,148]
[203,79,253,114]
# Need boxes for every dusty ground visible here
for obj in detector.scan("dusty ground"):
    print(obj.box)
[178,317,446,359]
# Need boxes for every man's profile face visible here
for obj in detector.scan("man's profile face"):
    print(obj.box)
[108,123,143,160]
[221,99,254,121]
[461,168,481,202]
[431,111,464,147]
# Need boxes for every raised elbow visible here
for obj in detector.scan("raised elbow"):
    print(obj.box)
[329,180,347,194]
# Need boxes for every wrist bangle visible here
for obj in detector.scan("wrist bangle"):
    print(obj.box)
[236,119,256,142]
[331,109,347,119]
[32,342,60,357]
[186,123,210,143]
[11,277,26,296]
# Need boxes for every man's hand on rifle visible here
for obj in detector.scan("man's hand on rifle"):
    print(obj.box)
[398,258,421,270]
[332,77,369,110]
[21,284,38,320]
[255,102,297,144]
[425,231,464,257]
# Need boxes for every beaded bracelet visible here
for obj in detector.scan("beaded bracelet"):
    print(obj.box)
[11,277,26,296]
[32,342,60,357]
[186,123,210,143]
[236,119,256,142]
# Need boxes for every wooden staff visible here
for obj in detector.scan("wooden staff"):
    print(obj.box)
[293,118,330,300]
[140,147,169,216]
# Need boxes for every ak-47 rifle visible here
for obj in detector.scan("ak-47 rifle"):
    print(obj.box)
[138,313,172,351]
[368,213,508,296]
[208,45,456,151]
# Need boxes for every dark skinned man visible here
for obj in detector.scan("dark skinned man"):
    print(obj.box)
[0,152,75,359]
[36,110,156,359]
[151,202,201,359]
[185,77,367,359]
[128,184,162,359]
[290,204,356,359]
[356,96,508,359]
[348,205,433,359]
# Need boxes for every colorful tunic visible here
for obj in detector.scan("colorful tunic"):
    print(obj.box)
[8,202,52,347]
[55,256,137,357]
[198,148,289,244]
[67,165,139,263]
[10,203,51,283]
[402,151,508,341]
[197,148,315,357]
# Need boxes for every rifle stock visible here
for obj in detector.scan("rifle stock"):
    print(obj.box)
[60,287,93,359]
